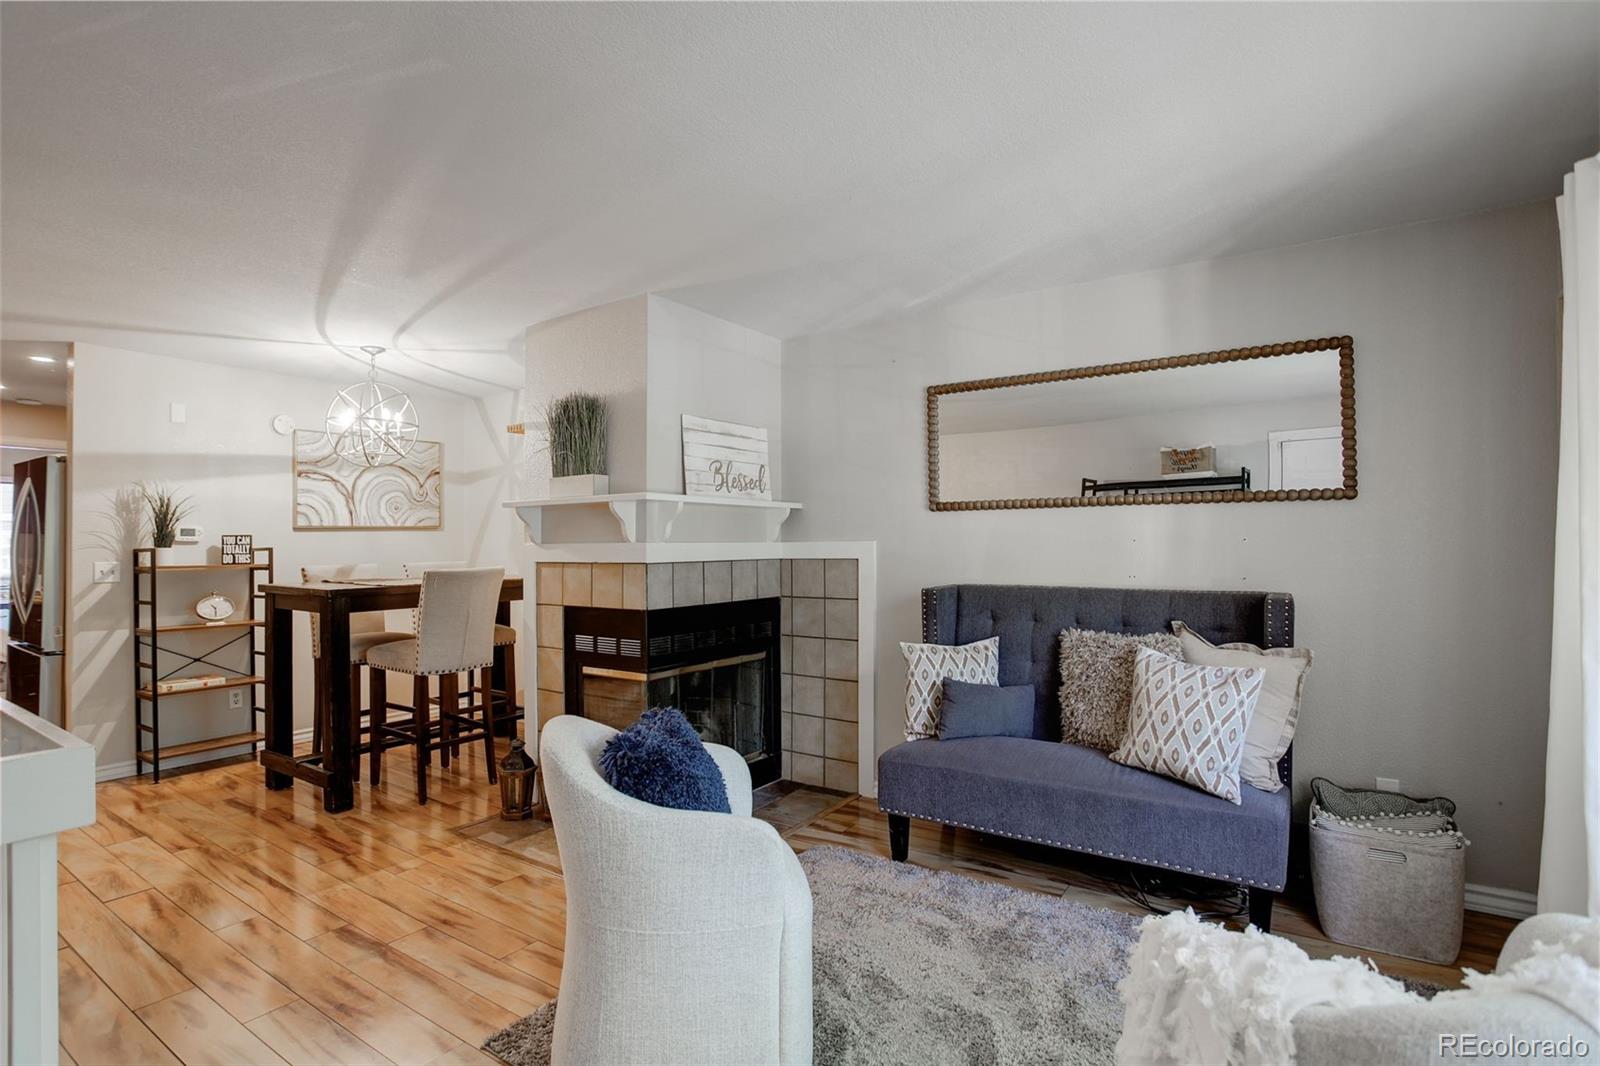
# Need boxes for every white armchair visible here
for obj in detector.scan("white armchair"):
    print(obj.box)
[539,715,813,1066]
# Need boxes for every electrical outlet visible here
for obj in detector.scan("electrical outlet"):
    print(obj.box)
[1376,776,1400,793]
[228,689,245,709]
[92,561,121,584]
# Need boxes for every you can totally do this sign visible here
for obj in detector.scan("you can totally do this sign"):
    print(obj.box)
[681,415,772,500]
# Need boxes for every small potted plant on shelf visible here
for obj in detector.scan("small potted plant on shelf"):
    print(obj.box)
[545,392,609,497]
[138,482,194,566]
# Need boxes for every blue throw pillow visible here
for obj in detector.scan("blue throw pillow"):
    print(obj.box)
[937,679,1036,740]
[599,707,731,813]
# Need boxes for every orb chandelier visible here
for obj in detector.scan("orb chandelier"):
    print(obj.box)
[324,346,418,466]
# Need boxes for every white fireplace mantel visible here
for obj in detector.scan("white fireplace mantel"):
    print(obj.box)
[504,492,802,546]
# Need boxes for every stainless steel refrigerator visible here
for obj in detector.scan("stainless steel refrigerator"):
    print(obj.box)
[8,455,66,724]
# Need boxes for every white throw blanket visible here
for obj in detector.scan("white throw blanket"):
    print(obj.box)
[1117,910,1600,1066]
[1115,909,1417,1066]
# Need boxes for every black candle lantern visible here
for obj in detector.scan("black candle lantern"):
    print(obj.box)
[498,738,542,820]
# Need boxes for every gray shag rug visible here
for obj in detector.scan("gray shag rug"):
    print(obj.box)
[483,845,1143,1066]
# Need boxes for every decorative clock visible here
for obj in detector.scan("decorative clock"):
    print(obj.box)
[194,592,236,623]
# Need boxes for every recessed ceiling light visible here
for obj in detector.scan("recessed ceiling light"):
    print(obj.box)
[15,398,44,406]
[28,354,55,364]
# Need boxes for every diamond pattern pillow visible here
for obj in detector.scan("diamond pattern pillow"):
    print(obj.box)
[1110,646,1265,804]
[900,637,1000,740]
[1171,620,1312,793]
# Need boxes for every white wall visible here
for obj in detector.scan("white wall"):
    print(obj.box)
[782,202,1560,893]
[645,296,784,497]
[67,344,524,775]
[524,296,648,494]
[941,394,1338,501]
[522,295,783,496]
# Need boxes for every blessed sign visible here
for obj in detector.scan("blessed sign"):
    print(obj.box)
[681,415,772,500]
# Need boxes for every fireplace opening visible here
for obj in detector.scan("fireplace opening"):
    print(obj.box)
[564,599,781,787]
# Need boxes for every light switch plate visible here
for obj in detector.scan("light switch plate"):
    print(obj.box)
[1376,777,1400,793]
[92,561,120,584]
[170,402,186,424]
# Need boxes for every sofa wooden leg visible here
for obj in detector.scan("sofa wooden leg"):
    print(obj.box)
[1246,887,1274,933]
[888,814,909,862]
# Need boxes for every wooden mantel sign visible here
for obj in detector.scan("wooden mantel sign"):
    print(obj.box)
[681,415,772,500]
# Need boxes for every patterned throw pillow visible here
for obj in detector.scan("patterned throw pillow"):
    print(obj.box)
[1110,646,1266,804]
[1171,620,1312,793]
[1058,628,1183,750]
[900,637,1000,740]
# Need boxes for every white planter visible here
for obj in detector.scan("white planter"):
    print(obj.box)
[550,474,610,498]
[153,545,205,566]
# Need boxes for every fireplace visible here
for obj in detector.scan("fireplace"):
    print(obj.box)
[564,598,782,787]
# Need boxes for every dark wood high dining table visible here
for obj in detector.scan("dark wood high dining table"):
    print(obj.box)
[258,576,524,812]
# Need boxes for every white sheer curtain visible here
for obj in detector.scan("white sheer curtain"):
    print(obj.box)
[1540,154,1600,917]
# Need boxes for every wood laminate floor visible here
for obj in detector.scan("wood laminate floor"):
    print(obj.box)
[60,742,1514,1065]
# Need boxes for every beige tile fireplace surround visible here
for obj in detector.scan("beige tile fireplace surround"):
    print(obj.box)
[533,558,864,791]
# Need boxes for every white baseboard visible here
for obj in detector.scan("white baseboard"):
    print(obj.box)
[96,726,315,783]
[96,759,138,783]
[1465,882,1537,919]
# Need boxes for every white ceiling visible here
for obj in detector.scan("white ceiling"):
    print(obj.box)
[0,341,73,406]
[2,3,1594,397]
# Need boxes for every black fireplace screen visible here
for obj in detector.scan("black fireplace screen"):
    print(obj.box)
[581,653,765,760]
[565,599,781,786]
[650,653,766,759]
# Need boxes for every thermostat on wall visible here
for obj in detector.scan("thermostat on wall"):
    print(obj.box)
[175,525,204,545]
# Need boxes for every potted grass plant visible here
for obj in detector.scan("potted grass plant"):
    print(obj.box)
[138,482,195,565]
[546,392,610,496]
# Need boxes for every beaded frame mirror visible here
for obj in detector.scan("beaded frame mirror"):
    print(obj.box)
[926,336,1355,510]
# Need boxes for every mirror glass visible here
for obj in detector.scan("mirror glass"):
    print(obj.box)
[934,346,1348,505]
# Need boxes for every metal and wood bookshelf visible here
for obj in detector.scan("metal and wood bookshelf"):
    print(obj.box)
[1081,467,1252,498]
[132,547,273,780]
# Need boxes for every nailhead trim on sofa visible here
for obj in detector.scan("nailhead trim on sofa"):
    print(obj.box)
[879,804,1285,891]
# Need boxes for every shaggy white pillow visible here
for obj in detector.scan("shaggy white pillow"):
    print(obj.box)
[1115,908,1418,1066]
[1058,628,1183,751]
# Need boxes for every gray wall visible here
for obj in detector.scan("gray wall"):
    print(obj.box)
[781,202,1560,892]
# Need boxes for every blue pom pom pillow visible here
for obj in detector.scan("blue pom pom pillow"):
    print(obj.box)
[599,708,731,813]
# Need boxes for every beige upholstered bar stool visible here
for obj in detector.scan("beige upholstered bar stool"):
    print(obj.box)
[301,564,411,767]
[401,562,520,739]
[368,566,504,803]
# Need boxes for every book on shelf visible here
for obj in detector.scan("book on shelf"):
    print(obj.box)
[154,674,233,694]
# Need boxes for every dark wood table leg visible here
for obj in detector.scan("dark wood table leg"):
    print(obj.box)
[323,599,355,813]
[492,599,515,737]
[263,594,294,791]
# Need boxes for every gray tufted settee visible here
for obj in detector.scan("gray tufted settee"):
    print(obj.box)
[877,585,1296,929]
